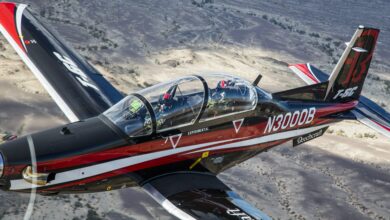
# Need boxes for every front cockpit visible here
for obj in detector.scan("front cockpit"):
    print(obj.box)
[103,73,268,137]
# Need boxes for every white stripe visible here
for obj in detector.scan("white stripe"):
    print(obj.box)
[352,110,390,138]
[187,124,329,154]
[10,138,235,190]
[352,47,367,53]
[0,23,79,122]
[289,66,316,85]
[10,125,328,190]
[16,4,28,52]
[326,28,363,98]
[143,184,196,220]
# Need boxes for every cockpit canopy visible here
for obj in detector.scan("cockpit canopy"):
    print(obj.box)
[103,74,259,137]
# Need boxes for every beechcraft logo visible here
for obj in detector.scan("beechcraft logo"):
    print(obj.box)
[53,52,99,91]
[293,127,327,147]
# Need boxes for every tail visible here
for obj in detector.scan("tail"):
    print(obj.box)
[274,26,380,103]
[274,26,389,138]
[325,26,379,102]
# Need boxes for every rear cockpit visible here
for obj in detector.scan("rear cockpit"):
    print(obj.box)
[103,73,267,137]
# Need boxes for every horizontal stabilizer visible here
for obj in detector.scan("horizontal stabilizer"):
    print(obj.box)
[288,63,329,85]
[352,96,390,138]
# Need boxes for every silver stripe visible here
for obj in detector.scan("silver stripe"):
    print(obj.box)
[16,4,28,52]
[24,136,37,220]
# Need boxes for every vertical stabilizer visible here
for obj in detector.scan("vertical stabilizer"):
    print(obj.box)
[325,26,379,102]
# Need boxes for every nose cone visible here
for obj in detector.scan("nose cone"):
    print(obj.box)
[0,136,31,165]
[0,152,3,177]
[0,151,9,189]
[0,136,31,176]
[0,137,31,190]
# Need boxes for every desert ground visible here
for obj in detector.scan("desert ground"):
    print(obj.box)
[0,0,389,219]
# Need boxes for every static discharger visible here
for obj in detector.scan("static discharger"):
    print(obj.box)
[189,151,209,170]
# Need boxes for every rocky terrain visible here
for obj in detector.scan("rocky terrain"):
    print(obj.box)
[0,0,389,219]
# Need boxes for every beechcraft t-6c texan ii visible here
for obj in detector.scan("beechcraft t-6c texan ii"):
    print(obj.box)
[0,2,389,220]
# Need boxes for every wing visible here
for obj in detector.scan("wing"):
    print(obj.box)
[0,3,123,122]
[289,63,390,138]
[142,172,271,220]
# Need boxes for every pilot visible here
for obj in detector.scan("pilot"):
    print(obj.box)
[214,80,238,102]
[217,80,235,89]
[160,92,174,112]
[155,85,179,129]
[123,98,151,135]
[125,98,143,119]
[158,84,179,114]
[207,80,237,117]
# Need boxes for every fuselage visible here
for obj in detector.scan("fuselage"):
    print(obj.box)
[0,85,357,195]
[0,99,354,194]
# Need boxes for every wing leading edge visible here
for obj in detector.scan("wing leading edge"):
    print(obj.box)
[142,172,271,220]
[0,3,123,122]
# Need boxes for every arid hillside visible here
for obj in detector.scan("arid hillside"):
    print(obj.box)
[0,1,389,219]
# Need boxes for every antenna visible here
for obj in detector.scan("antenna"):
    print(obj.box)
[253,73,262,86]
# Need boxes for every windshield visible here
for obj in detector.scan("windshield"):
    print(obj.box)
[103,95,152,137]
[103,74,259,136]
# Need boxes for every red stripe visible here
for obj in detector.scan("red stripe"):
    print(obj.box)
[293,64,319,83]
[316,101,358,118]
[41,139,287,191]
[0,3,26,53]
[35,125,258,172]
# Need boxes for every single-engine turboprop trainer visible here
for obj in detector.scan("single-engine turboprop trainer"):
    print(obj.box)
[0,3,389,220]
